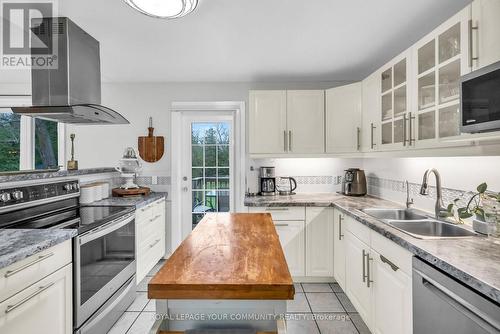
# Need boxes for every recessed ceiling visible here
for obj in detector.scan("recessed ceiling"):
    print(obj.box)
[4,0,472,83]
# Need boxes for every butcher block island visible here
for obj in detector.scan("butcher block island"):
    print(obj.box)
[148,213,294,334]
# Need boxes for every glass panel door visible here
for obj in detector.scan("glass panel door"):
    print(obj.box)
[190,122,232,229]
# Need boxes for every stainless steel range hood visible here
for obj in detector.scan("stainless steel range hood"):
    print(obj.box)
[12,17,129,125]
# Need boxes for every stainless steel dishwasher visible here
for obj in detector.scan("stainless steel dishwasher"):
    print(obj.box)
[413,257,500,334]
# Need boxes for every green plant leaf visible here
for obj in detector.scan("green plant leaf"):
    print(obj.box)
[453,198,460,203]
[457,207,467,214]
[477,183,487,194]
[459,211,473,219]
[474,208,485,221]
[447,203,454,213]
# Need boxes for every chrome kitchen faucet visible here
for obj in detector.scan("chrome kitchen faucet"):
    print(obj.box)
[420,168,448,219]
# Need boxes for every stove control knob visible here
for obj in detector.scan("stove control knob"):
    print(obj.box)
[11,190,23,200]
[73,183,80,190]
[0,192,11,202]
[64,184,73,191]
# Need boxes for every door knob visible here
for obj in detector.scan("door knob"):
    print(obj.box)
[183,176,188,181]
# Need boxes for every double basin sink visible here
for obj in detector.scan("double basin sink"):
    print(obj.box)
[362,208,477,239]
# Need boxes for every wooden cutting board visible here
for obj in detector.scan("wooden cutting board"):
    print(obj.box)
[138,118,164,163]
[112,187,151,197]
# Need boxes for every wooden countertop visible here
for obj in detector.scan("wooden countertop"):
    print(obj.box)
[148,213,294,300]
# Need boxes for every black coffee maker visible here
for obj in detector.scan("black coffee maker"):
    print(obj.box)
[259,167,276,196]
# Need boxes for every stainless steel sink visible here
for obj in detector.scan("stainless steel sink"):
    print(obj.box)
[362,208,428,221]
[362,207,477,239]
[388,220,477,239]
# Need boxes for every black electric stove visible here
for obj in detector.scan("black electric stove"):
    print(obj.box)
[0,179,134,234]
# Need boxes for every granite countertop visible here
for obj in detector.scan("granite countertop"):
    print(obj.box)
[0,229,77,270]
[245,193,500,304]
[0,167,117,184]
[88,192,168,209]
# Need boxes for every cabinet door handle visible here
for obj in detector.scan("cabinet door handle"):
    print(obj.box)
[284,130,287,152]
[362,249,367,283]
[5,282,55,313]
[338,214,344,240]
[403,114,407,147]
[367,253,374,287]
[356,127,361,151]
[149,239,161,248]
[4,252,54,278]
[288,130,292,152]
[370,123,376,149]
[468,19,479,68]
[274,223,289,227]
[380,255,399,272]
[409,112,415,146]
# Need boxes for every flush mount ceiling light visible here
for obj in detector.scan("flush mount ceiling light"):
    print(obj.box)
[124,0,198,19]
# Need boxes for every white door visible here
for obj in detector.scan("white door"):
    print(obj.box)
[181,113,235,230]
[305,207,334,277]
[471,0,500,70]
[333,209,346,290]
[274,221,305,277]
[371,250,412,334]
[286,90,325,154]
[345,231,372,327]
[326,83,362,153]
[248,90,287,154]
[0,264,72,334]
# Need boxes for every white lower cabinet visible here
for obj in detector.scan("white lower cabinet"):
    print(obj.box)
[274,221,305,277]
[0,241,73,334]
[136,198,166,282]
[371,249,412,334]
[345,231,372,326]
[306,207,334,277]
[333,209,346,290]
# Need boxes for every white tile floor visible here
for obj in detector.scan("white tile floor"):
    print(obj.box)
[108,261,371,334]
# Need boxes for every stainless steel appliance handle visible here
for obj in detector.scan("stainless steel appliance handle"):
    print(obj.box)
[370,123,376,149]
[274,223,289,227]
[468,20,478,68]
[403,114,407,146]
[362,249,367,283]
[366,252,373,287]
[79,213,135,244]
[283,130,287,152]
[5,282,55,313]
[419,271,500,332]
[338,214,344,240]
[356,127,361,151]
[380,255,399,272]
[4,252,54,278]
[288,130,292,152]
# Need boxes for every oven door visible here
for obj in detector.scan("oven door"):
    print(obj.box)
[74,212,136,329]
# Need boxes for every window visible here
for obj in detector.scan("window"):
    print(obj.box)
[0,110,61,172]
[0,111,21,172]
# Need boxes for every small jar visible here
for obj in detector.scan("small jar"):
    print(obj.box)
[482,194,500,237]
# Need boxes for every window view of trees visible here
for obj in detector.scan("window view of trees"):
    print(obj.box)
[0,112,21,172]
[35,119,58,169]
[191,122,231,228]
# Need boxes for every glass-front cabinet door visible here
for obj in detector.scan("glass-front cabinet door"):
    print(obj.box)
[380,52,413,150]
[413,8,471,147]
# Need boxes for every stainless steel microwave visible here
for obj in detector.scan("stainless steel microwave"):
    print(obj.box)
[461,60,500,133]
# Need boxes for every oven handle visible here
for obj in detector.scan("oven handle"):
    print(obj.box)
[79,213,135,245]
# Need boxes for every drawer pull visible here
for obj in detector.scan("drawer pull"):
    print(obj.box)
[4,252,54,278]
[5,282,55,313]
[380,255,399,272]
[265,208,289,211]
[274,223,289,227]
[149,214,162,223]
[149,239,161,248]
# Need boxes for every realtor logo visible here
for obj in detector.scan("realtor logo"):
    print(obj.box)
[1,0,58,69]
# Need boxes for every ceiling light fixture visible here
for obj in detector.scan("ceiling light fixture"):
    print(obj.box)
[124,0,198,19]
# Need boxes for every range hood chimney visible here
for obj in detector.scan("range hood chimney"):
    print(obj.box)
[12,17,129,125]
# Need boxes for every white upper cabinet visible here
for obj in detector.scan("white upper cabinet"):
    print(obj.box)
[471,0,500,70]
[412,7,471,147]
[361,72,380,151]
[249,90,325,155]
[286,90,325,154]
[326,83,362,153]
[249,90,287,154]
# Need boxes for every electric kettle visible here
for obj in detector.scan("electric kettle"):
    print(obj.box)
[277,177,297,195]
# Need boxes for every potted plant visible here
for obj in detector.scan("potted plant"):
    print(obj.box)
[446,183,500,236]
